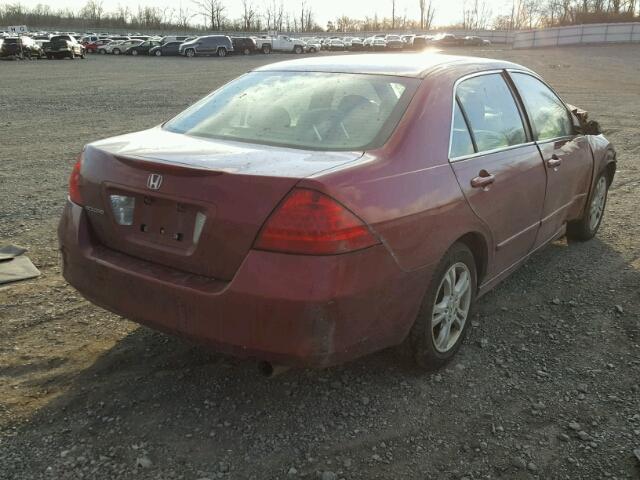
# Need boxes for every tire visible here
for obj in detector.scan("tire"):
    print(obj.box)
[47,54,53,60]
[294,45,303,54]
[567,170,609,241]
[131,49,138,56]
[309,47,316,53]
[69,51,75,59]
[262,44,271,54]
[185,48,195,57]
[409,242,477,370]
[243,47,250,55]
[155,50,162,56]
[98,49,106,55]
[217,47,227,57]
[113,48,120,55]
[80,51,86,59]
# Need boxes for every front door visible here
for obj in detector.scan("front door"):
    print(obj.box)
[509,72,594,247]
[449,72,547,279]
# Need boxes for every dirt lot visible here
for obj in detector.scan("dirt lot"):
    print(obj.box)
[1,45,639,480]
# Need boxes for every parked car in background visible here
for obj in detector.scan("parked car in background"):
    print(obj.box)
[149,41,183,57]
[59,53,615,370]
[85,38,112,53]
[231,37,257,55]
[126,40,161,55]
[98,40,123,54]
[107,39,143,55]
[180,35,233,57]
[0,36,42,59]
[44,34,85,59]
[463,35,491,46]
[254,35,305,54]
[371,37,387,50]
[107,36,130,42]
[432,33,461,46]
[350,37,364,50]
[385,35,404,50]
[411,35,430,50]
[328,38,345,51]
[304,38,321,53]
[32,33,51,49]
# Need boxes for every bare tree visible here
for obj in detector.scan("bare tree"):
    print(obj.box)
[174,3,194,31]
[419,0,436,29]
[391,0,396,29]
[242,0,256,30]
[192,0,225,30]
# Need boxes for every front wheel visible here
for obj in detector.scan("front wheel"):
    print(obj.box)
[567,171,609,241]
[155,50,162,56]
[243,47,250,55]
[131,49,138,56]
[262,44,271,54]
[294,45,303,54]
[113,48,121,55]
[185,48,195,57]
[409,242,476,370]
[98,49,106,55]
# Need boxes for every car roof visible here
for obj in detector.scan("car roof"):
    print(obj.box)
[255,53,526,79]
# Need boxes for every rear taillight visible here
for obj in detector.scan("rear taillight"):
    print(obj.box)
[68,153,83,205]
[254,188,378,255]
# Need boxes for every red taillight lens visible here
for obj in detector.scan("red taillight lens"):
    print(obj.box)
[68,154,83,205]
[254,188,378,255]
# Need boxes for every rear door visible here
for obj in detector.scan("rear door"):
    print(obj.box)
[509,72,594,248]
[449,72,547,278]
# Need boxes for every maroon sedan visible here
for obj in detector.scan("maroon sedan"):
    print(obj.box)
[59,54,616,369]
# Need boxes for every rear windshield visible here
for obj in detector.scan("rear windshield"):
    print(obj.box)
[164,71,419,151]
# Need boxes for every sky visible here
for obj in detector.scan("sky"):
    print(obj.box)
[15,0,515,28]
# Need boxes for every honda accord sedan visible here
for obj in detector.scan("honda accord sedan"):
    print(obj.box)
[58,54,616,369]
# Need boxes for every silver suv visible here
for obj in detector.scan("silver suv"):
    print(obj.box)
[179,35,233,57]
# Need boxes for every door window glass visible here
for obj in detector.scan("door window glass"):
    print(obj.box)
[456,74,527,152]
[511,73,573,141]
[450,101,475,158]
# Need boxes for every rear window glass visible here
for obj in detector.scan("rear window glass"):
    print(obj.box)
[164,71,419,151]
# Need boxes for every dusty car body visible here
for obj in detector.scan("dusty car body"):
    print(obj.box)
[59,54,615,369]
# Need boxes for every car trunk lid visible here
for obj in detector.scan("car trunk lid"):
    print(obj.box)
[80,127,362,280]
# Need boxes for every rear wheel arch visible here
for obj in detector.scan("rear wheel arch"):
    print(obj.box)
[454,232,488,289]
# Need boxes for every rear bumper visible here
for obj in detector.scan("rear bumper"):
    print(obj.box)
[58,201,429,367]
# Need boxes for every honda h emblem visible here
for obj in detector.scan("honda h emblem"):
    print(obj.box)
[147,174,163,190]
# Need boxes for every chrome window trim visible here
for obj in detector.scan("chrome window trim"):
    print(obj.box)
[506,69,577,144]
[448,69,531,163]
[450,141,537,163]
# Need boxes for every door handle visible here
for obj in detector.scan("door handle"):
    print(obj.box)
[470,171,495,189]
[547,154,562,168]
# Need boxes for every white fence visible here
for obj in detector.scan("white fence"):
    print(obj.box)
[514,22,640,48]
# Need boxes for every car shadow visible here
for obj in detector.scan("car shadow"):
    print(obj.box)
[7,235,640,479]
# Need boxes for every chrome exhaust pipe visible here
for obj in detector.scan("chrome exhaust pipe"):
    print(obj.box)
[258,361,291,378]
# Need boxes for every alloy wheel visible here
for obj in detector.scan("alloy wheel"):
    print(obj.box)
[589,176,607,231]
[431,262,472,353]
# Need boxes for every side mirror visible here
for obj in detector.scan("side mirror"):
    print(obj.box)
[568,104,602,136]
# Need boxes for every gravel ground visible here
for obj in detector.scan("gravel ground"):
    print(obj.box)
[0,46,639,480]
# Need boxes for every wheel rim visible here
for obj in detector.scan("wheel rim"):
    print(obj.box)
[187,49,194,57]
[219,49,225,57]
[431,262,471,353]
[132,50,138,55]
[589,176,607,231]
[155,50,161,56]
